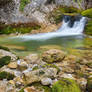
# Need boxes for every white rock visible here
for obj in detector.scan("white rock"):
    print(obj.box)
[41,77,52,85]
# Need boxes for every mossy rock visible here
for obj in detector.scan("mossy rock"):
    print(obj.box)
[86,78,92,92]
[0,56,11,68]
[52,78,81,92]
[31,83,51,92]
[85,19,92,36]
[19,88,24,92]
[42,64,60,73]
[49,6,81,24]
[0,45,10,51]
[0,71,15,80]
[81,8,92,18]
[19,83,51,92]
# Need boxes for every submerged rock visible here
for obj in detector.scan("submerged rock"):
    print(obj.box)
[42,49,65,63]
[52,78,81,92]
[41,77,52,85]
[22,67,57,85]
[0,50,17,61]
[24,54,41,64]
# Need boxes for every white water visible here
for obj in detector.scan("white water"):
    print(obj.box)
[14,16,87,40]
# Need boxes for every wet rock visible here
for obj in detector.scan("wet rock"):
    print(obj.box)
[24,86,38,92]
[8,61,17,69]
[24,54,41,64]
[17,59,28,71]
[77,78,87,91]
[22,67,57,85]
[0,66,22,77]
[0,56,11,68]
[0,71,15,80]
[0,80,16,92]
[86,77,92,92]
[42,49,65,63]
[64,55,77,63]
[41,77,52,85]
[59,73,75,79]
[0,50,17,61]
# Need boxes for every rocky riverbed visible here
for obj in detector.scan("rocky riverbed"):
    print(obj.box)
[0,47,92,92]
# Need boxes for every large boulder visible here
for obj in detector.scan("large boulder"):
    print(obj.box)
[42,49,65,63]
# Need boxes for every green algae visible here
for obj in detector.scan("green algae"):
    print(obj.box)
[0,56,11,68]
[0,71,15,80]
[52,78,81,92]
[0,45,10,51]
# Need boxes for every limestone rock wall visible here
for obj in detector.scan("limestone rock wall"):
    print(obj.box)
[0,0,92,24]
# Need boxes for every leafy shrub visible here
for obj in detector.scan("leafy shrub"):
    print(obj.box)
[0,24,41,34]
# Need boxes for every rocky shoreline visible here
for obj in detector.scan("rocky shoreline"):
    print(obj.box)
[0,47,92,92]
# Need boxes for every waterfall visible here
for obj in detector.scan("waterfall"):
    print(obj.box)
[15,15,87,40]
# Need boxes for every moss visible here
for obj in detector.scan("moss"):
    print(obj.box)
[0,56,11,68]
[32,66,39,71]
[20,0,30,11]
[31,83,52,92]
[49,6,81,24]
[86,78,92,92]
[81,8,92,18]
[0,45,10,51]
[19,88,24,92]
[0,23,41,34]
[42,64,60,73]
[85,19,92,36]
[52,78,81,92]
[0,71,15,80]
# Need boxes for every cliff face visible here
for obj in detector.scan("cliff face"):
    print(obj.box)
[0,0,92,24]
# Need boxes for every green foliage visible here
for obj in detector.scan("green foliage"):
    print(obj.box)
[0,25,41,34]
[20,0,30,11]
[86,78,92,92]
[0,45,10,51]
[19,88,24,92]
[49,6,81,24]
[85,20,92,36]
[0,56,11,68]
[52,78,81,92]
[0,71,15,80]
[81,8,92,18]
